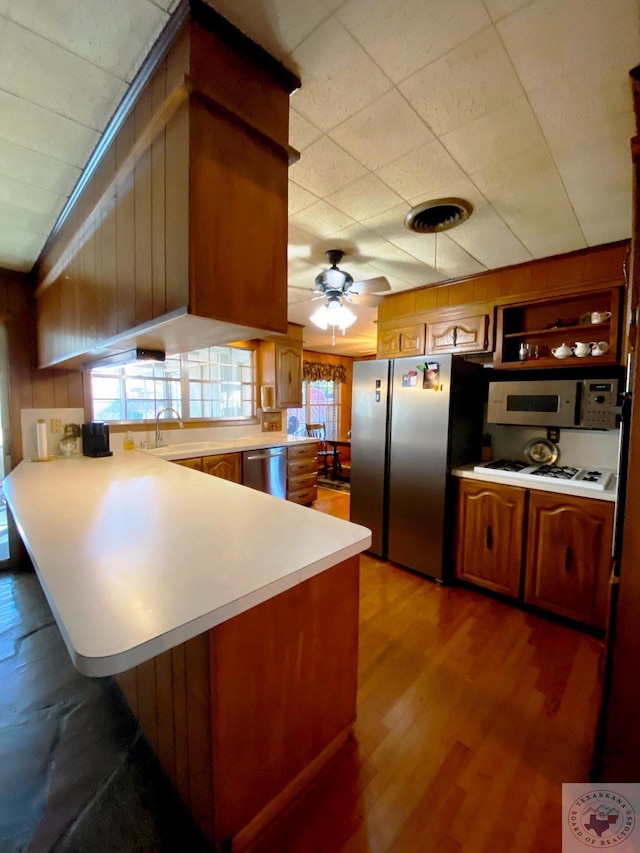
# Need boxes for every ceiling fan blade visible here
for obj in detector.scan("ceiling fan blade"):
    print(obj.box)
[347,292,384,307]
[350,275,391,295]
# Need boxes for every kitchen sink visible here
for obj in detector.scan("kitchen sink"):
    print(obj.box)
[140,441,227,456]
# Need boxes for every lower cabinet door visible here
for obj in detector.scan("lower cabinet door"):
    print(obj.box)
[524,492,613,629]
[202,453,242,483]
[455,480,526,598]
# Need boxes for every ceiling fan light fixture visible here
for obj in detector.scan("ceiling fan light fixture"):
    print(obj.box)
[404,198,473,233]
[309,298,356,332]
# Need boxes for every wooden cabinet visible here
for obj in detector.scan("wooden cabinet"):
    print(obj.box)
[259,324,304,409]
[494,286,623,369]
[173,457,203,471]
[524,492,613,629]
[427,314,489,355]
[202,452,241,483]
[274,341,302,408]
[35,8,299,369]
[377,323,425,358]
[287,442,317,505]
[455,479,613,629]
[455,479,526,598]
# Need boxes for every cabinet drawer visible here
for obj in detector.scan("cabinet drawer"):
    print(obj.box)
[288,472,317,492]
[287,484,318,505]
[287,457,317,477]
[287,442,317,459]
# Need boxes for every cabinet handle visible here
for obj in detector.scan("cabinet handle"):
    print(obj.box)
[564,546,572,572]
[452,326,458,347]
[288,371,292,384]
[486,525,493,550]
[399,333,403,351]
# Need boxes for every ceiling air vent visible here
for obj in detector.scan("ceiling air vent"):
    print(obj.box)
[404,198,473,233]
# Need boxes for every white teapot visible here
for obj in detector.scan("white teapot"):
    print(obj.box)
[551,343,572,359]
[572,341,593,358]
[591,341,610,357]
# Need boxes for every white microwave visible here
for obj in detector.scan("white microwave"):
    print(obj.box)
[487,378,619,430]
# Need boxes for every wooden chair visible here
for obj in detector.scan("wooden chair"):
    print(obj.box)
[306,423,341,478]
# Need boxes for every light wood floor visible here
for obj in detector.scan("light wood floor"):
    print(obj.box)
[250,488,603,852]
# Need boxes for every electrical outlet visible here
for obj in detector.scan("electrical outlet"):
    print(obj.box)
[50,418,63,434]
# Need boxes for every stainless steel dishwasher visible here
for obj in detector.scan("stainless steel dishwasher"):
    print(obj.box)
[242,446,287,498]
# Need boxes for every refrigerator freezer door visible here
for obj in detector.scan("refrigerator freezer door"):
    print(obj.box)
[387,355,453,580]
[350,360,390,557]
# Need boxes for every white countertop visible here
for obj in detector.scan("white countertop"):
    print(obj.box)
[452,463,618,502]
[5,452,371,677]
[138,434,316,461]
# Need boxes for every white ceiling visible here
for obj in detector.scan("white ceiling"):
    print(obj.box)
[0,0,639,357]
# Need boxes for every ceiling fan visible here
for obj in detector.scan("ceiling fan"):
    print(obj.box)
[303,249,392,343]
[311,249,391,307]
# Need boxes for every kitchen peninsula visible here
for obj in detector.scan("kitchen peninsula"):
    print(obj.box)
[5,452,371,849]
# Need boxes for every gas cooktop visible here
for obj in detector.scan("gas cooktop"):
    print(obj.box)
[472,459,615,491]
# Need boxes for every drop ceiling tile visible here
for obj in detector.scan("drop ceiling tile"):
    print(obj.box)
[447,203,532,268]
[336,0,490,84]
[441,97,544,175]
[0,201,57,236]
[289,135,368,197]
[0,223,47,259]
[556,123,633,246]
[290,17,392,130]
[377,139,469,202]
[399,28,524,137]
[0,22,127,131]
[202,0,332,59]
[427,232,487,278]
[331,89,434,171]
[0,90,99,168]
[0,173,66,218]
[498,0,640,91]
[326,173,404,221]
[471,144,586,257]
[289,199,356,237]
[364,242,442,286]
[9,0,170,82]
[153,0,181,10]
[289,109,323,151]
[0,138,81,194]
[528,54,637,161]
[482,0,533,22]
[288,181,318,215]
[323,222,387,258]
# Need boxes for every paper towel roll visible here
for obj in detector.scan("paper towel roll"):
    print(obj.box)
[36,419,48,459]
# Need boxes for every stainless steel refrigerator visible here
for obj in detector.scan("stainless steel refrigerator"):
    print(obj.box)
[349,355,484,581]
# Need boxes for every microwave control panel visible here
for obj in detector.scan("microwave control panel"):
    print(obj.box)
[581,379,618,429]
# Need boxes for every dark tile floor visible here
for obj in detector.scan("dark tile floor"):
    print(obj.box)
[0,566,211,853]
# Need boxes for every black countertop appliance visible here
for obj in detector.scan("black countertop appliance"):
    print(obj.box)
[82,422,113,457]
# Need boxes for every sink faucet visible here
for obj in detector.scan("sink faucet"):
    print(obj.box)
[155,407,184,447]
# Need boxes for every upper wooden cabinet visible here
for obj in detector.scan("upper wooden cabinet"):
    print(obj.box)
[258,323,303,409]
[494,286,623,369]
[377,323,425,359]
[35,3,299,369]
[427,313,489,356]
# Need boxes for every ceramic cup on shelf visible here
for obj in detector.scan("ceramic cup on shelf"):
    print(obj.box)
[573,341,594,357]
[591,311,612,324]
[551,343,572,358]
[591,341,610,357]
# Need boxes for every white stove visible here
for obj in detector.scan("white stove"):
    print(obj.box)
[472,459,615,491]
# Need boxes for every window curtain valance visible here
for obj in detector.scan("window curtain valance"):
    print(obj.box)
[303,361,347,384]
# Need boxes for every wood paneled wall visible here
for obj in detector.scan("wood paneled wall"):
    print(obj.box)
[1,269,85,464]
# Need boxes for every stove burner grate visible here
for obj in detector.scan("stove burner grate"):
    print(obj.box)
[484,459,529,473]
[530,465,579,480]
